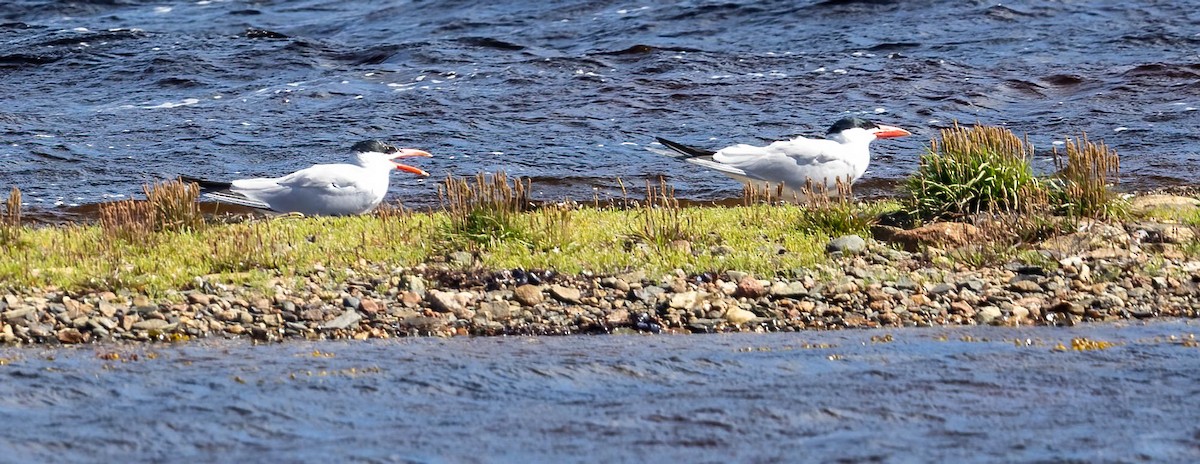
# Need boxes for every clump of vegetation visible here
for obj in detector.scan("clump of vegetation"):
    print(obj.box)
[628,177,693,249]
[1,187,20,246]
[906,123,1040,221]
[99,179,203,242]
[1049,133,1125,219]
[440,171,533,244]
[438,172,573,250]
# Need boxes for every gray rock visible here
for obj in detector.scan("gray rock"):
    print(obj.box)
[549,285,582,304]
[599,277,630,292]
[2,307,35,324]
[631,286,666,304]
[342,296,361,310]
[403,275,427,296]
[769,281,808,298]
[827,235,867,255]
[131,319,172,331]
[320,310,362,330]
[975,306,1002,324]
[449,251,474,267]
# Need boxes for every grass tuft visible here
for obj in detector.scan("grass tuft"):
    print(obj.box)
[906,123,1039,221]
[628,177,694,248]
[1049,133,1124,219]
[1,187,20,246]
[439,172,532,245]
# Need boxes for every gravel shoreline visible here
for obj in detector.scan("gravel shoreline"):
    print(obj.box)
[3,220,1199,345]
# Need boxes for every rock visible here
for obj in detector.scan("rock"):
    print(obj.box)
[600,277,630,292]
[769,281,808,298]
[549,285,582,304]
[669,291,700,310]
[513,285,545,306]
[449,251,474,267]
[429,290,466,312]
[1009,280,1043,293]
[342,296,361,310]
[132,319,171,331]
[1128,194,1200,215]
[827,235,867,255]
[874,222,984,252]
[403,275,427,296]
[1132,222,1196,244]
[1048,300,1086,316]
[724,307,756,325]
[359,298,382,314]
[56,328,86,344]
[2,307,34,324]
[187,293,213,306]
[975,306,1002,324]
[320,310,362,330]
[735,276,767,298]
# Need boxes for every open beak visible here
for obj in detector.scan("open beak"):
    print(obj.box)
[390,149,432,177]
[872,125,911,139]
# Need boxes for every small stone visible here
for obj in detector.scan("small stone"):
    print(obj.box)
[769,281,808,298]
[132,319,171,331]
[359,298,382,314]
[320,310,362,330]
[724,307,756,325]
[56,328,86,344]
[342,296,361,309]
[187,293,212,306]
[1009,280,1043,293]
[600,277,630,292]
[449,251,474,267]
[735,276,766,299]
[403,275,427,296]
[549,285,582,304]
[669,291,699,310]
[827,235,867,255]
[513,285,544,306]
[429,290,466,312]
[975,306,1002,324]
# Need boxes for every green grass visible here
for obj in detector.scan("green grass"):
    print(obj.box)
[0,200,900,294]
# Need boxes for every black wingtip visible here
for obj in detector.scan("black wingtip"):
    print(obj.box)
[178,175,232,192]
[655,137,716,158]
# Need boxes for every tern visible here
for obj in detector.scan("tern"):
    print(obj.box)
[180,140,432,216]
[653,117,911,198]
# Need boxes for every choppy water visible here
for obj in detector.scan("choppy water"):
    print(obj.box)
[1,321,1199,462]
[2,0,1199,213]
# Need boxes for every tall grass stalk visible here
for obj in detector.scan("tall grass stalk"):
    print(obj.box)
[907,123,1039,221]
[1051,133,1124,219]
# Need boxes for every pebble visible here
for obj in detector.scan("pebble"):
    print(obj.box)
[0,228,1198,345]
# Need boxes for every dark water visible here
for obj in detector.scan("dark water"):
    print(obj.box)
[2,0,1199,212]
[2,321,1200,462]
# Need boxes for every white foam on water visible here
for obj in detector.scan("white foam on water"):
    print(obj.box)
[1114,127,1128,132]
[142,98,199,109]
[154,6,172,13]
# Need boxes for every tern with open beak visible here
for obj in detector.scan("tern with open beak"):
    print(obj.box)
[181,140,432,216]
[653,117,911,198]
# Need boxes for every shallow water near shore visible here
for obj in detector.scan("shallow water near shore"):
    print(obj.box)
[2,320,1199,463]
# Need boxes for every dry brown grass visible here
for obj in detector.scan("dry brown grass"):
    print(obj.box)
[1,187,20,245]
[1051,133,1123,219]
[98,179,203,242]
[438,171,535,244]
[630,176,693,247]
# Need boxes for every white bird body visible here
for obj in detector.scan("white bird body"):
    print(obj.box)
[654,118,910,199]
[182,140,431,216]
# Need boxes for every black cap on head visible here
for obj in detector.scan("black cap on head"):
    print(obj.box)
[826,117,878,135]
[351,140,399,154]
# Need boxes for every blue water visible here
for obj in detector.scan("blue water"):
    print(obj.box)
[2,321,1199,462]
[2,0,1199,213]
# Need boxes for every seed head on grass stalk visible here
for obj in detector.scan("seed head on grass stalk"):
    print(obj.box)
[1,187,21,245]
[906,123,1041,221]
[628,177,693,249]
[1050,133,1124,220]
[439,171,533,245]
